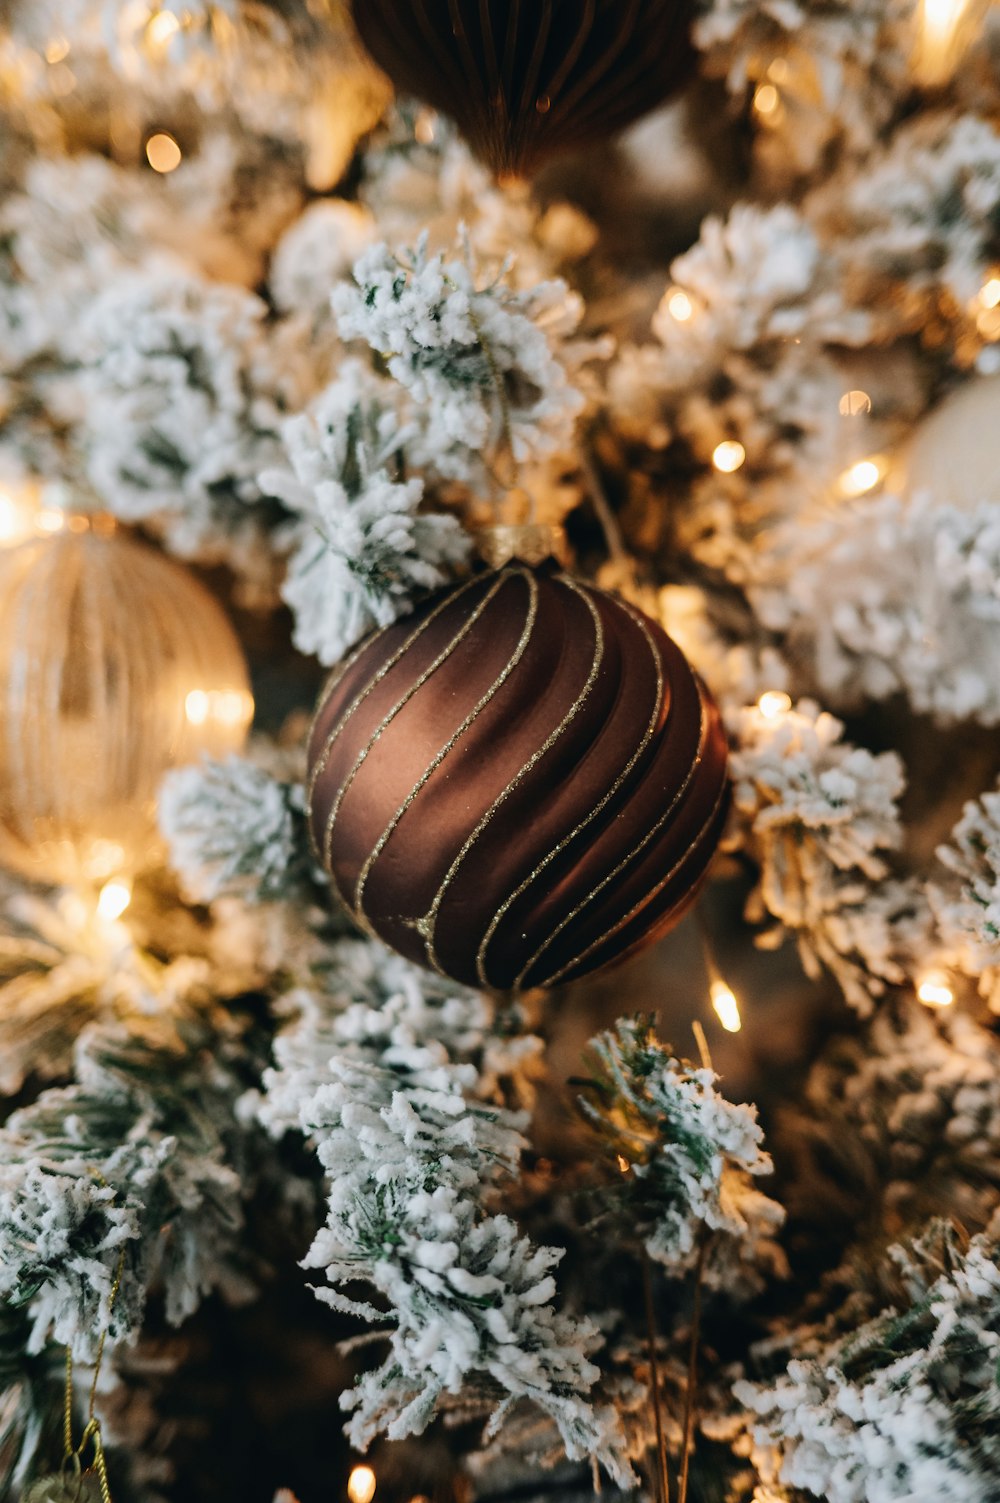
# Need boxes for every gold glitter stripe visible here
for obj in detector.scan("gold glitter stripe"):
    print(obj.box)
[307,573,485,824]
[514,660,709,990]
[354,569,540,925]
[538,759,729,988]
[419,577,606,978]
[321,573,511,874]
[476,589,666,989]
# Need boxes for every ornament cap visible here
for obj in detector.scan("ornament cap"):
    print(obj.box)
[473,523,571,571]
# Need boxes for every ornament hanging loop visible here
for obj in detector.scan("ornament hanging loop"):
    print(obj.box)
[473,522,571,570]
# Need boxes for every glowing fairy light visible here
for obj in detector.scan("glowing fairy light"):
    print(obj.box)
[978,278,1000,310]
[710,978,743,1033]
[145,132,182,173]
[664,287,694,322]
[753,83,780,117]
[44,36,70,64]
[838,456,886,498]
[712,440,747,474]
[348,1467,377,1503]
[97,878,132,922]
[917,970,955,1009]
[146,9,181,48]
[839,389,872,416]
[414,109,437,145]
[914,0,978,84]
[758,690,792,720]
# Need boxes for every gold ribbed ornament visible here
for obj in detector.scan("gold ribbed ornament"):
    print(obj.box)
[350,0,696,180]
[0,519,254,885]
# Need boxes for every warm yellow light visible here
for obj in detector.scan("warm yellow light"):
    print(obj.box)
[753,83,780,117]
[145,132,182,174]
[664,287,694,322]
[839,389,872,417]
[758,690,792,720]
[44,36,70,64]
[97,878,132,922]
[915,0,974,83]
[767,57,790,83]
[414,109,437,145]
[710,978,743,1034]
[838,457,885,498]
[713,440,747,474]
[917,971,955,1009]
[37,509,66,533]
[185,688,253,729]
[348,1467,377,1503]
[0,492,30,546]
[616,1154,630,1175]
[977,305,1000,341]
[146,9,181,47]
[185,689,210,726]
[979,278,1000,310]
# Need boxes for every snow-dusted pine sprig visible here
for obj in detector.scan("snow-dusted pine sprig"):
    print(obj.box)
[261,359,471,666]
[931,780,1000,1011]
[755,493,1000,726]
[77,269,288,590]
[0,1012,257,1365]
[779,1001,1000,1307]
[159,754,309,905]
[333,233,585,488]
[577,1017,784,1295]
[729,698,930,1013]
[737,1216,1000,1503]
[256,939,630,1482]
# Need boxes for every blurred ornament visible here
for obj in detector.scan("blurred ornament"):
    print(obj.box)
[308,548,729,991]
[350,0,696,180]
[0,515,253,885]
[896,375,1000,508]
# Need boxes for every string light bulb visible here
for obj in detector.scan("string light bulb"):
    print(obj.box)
[838,456,886,498]
[663,287,694,322]
[753,83,780,118]
[917,970,955,1009]
[758,690,792,720]
[146,9,181,48]
[710,977,743,1033]
[713,440,747,474]
[145,132,182,173]
[348,1467,377,1503]
[839,389,872,416]
[979,278,1000,310]
[97,878,132,922]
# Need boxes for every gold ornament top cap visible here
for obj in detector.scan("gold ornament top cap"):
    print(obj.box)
[474,523,571,570]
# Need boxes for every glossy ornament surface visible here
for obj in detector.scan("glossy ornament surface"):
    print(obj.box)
[350,0,696,180]
[0,521,254,885]
[308,565,729,991]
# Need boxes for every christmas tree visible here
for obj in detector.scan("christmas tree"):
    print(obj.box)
[1,3,1000,1501]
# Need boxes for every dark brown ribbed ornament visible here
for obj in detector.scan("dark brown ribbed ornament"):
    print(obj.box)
[350,0,697,180]
[307,564,729,992]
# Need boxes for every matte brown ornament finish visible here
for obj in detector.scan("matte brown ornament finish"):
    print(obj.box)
[350,0,696,179]
[307,566,729,992]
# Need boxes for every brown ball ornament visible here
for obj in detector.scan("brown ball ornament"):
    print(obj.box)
[307,563,729,992]
[350,0,697,180]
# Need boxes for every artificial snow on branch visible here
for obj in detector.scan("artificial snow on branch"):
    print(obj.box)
[257,940,630,1482]
[578,1017,785,1295]
[737,1216,1000,1503]
[159,754,307,905]
[729,698,928,1012]
[333,233,586,488]
[260,359,471,666]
